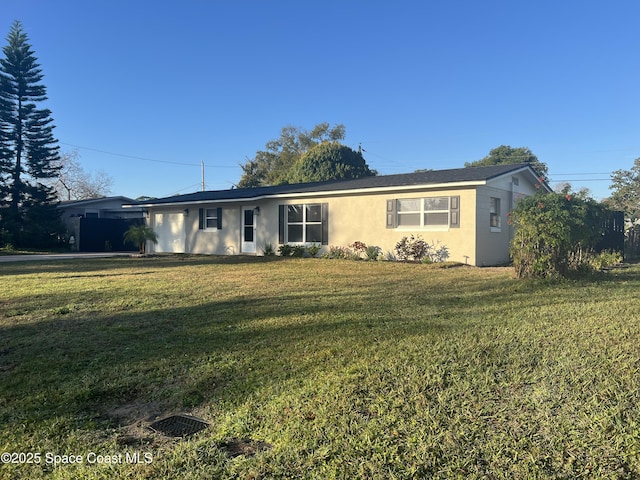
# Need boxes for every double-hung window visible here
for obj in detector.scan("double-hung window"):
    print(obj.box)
[490,197,501,230]
[204,209,219,229]
[388,196,460,229]
[279,203,328,244]
[198,207,222,230]
[423,197,450,226]
[396,198,421,226]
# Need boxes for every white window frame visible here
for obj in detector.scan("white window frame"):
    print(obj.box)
[204,208,219,230]
[396,197,450,230]
[490,197,501,232]
[286,204,323,243]
[423,197,450,226]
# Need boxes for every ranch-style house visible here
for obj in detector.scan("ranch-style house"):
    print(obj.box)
[126,163,551,266]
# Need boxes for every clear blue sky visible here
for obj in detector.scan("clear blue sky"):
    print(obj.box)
[4,0,639,200]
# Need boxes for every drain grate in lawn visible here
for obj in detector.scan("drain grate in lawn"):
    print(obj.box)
[149,415,209,437]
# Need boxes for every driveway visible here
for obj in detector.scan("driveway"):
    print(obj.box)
[0,252,134,263]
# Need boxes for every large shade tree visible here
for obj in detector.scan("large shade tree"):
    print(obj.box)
[465,145,549,180]
[238,123,347,187]
[0,21,62,247]
[289,142,376,183]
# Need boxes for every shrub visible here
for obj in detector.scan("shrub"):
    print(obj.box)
[384,251,397,262]
[323,245,350,259]
[350,241,367,255]
[365,245,381,261]
[291,245,306,257]
[347,241,381,261]
[589,250,623,271]
[277,244,293,256]
[394,235,450,263]
[510,192,616,278]
[395,235,425,262]
[261,242,276,256]
[306,243,322,257]
[421,245,450,264]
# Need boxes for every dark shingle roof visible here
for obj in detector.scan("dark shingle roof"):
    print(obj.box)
[131,163,540,206]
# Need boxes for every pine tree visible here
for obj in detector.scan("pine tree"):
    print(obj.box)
[0,21,62,247]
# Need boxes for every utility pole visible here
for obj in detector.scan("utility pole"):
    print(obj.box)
[201,160,205,191]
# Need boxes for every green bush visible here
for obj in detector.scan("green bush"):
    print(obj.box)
[365,245,381,261]
[323,245,350,259]
[261,242,276,256]
[510,192,615,278]
[589,250,623,271]
[306,243,322,257]
[277,244,293,256]
[291,245,306,257]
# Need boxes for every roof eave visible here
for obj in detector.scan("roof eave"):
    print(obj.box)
[129,180,486,208]
[487,164,553,192]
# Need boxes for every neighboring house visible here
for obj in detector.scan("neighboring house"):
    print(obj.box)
[59,196,145,221]
[125,164,551,266]
[58,196,145,252]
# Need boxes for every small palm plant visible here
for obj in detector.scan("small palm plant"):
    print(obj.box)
[123,225,158,254]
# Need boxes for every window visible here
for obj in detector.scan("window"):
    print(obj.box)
[394,196,453,228]
[490,197,501,230]
[424,197,449,225]
[397,198,421,226]
[279,203,328,244]
[205,209,219,229]
[198,207,222,230]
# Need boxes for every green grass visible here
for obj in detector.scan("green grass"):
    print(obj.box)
[1,256,640,479]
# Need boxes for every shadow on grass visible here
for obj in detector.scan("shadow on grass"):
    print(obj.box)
[0,254,288,277]
[0,284,465,431]
[1,259,639,441]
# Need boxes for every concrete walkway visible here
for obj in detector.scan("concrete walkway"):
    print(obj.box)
[0,252,134,263]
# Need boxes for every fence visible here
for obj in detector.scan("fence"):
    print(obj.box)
[78,218,144,252]
[626,226,640,259]
[595,210,625,255]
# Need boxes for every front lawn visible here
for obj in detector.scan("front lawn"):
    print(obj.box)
[1,256,639,479]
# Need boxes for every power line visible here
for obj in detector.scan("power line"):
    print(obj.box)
[161,182,203,197]
[553,179,611,182]
[61,142,237,168]
[551,172,611,176]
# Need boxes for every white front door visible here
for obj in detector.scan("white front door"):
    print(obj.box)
[242,208,256,253]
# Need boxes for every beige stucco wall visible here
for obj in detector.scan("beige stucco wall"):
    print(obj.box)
[474,172,540,266]
[261,188,479,264]
[147,171,541,265]
[475,187,511,266]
